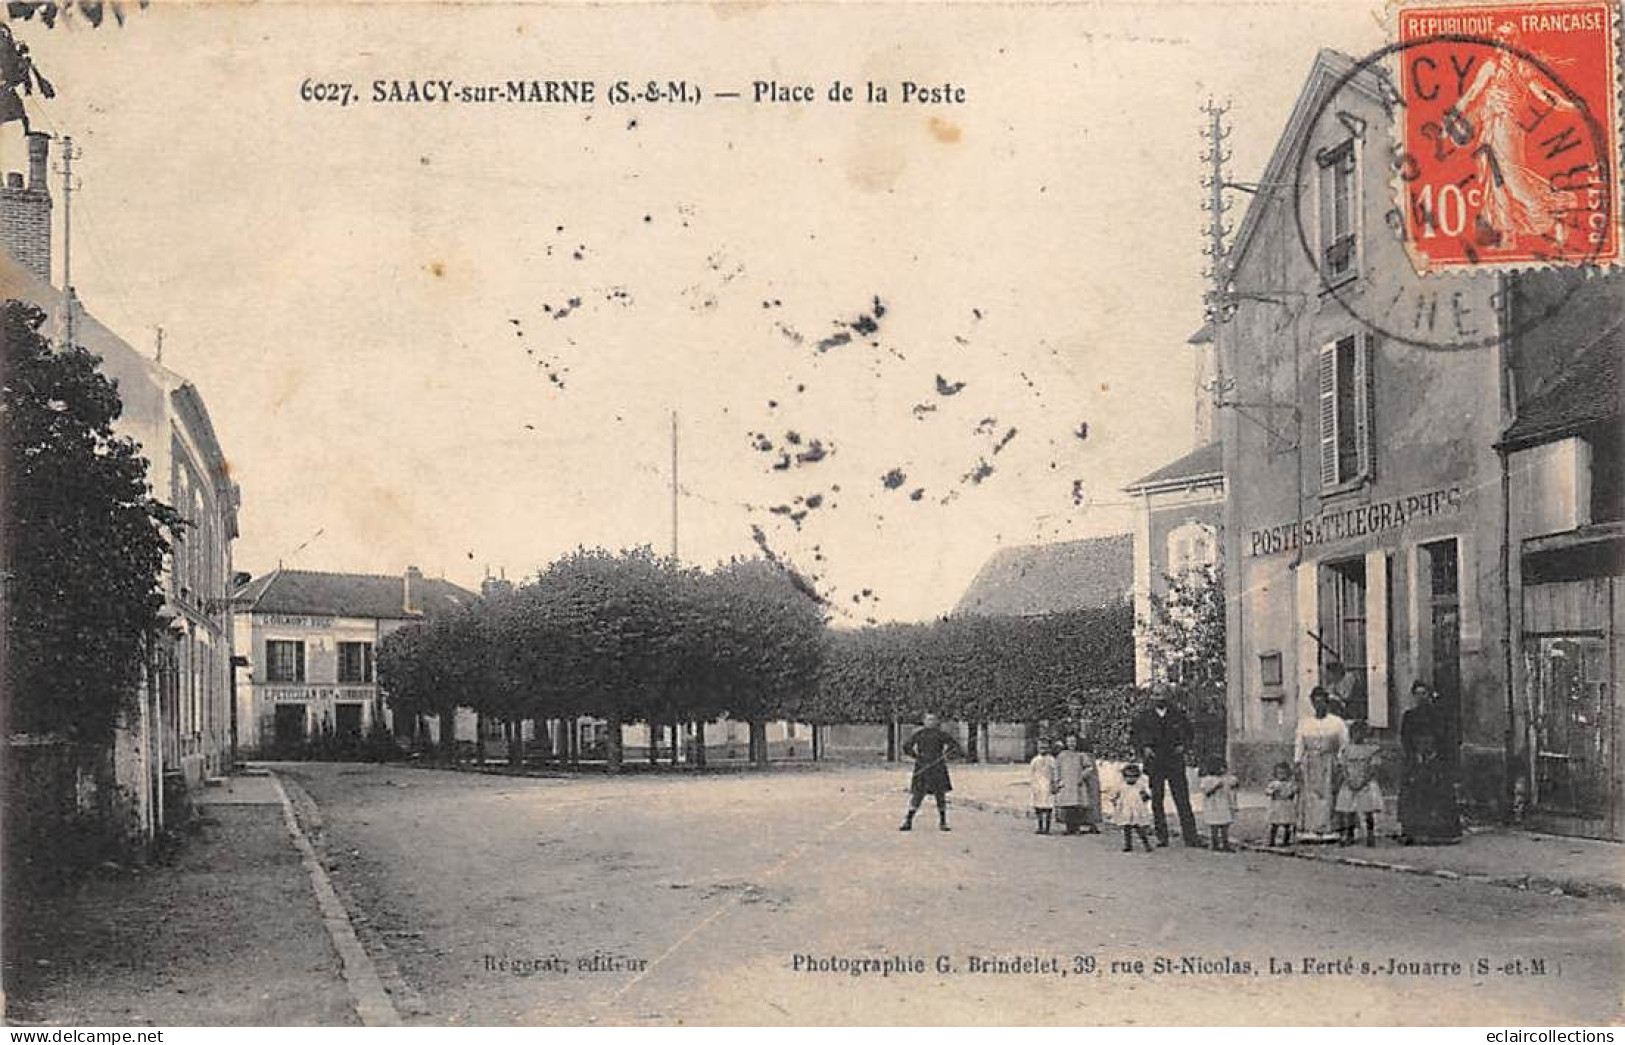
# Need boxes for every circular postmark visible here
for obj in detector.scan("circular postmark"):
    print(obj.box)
[1290,30,1617,352]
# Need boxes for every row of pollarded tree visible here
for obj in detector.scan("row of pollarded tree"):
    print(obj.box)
[376,544,1171,770]
[376,547,827,770]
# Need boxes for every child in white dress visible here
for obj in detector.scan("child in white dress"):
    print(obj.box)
[1198,755,1240,852]
[1336,720,1384,847]
[1264,761,1298,846]
[1028,740,1058,835]
[1110,763,1155,852]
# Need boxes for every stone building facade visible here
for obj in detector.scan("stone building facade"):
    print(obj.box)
[1217,50,1509,814]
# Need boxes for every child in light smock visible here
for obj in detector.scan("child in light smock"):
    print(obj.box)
[1264,761,1298,847]
[1110,763,1155,853]
[1336,720,1384,847]
[1027,739,1058,835]
[1198,755,1239,852]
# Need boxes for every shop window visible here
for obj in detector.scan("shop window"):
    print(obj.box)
[337,641,374,684]
[1318,334,1375,489]
[266,639,305,683]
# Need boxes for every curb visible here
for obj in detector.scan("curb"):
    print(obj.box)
[1231,839,1625,903]
[269,772,402,1027]
[959,796,1624,903]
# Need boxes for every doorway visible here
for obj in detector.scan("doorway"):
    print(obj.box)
[1318,557,1368,721]
[273,704,307,751]
[335,702,364,741]
[1527,635,1609,819]
[1420,539,1463,743]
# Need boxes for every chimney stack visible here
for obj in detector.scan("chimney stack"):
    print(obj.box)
[403,565,423,615]
[26,132,48,191]
[1,131,52,283]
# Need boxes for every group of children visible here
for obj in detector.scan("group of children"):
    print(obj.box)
[1026,729,1385,852]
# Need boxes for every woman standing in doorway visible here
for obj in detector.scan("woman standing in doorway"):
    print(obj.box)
[1294,687,1349,842]
[1399,681,1462,845]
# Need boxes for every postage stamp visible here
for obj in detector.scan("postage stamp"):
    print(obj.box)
[1393,0,1621,272]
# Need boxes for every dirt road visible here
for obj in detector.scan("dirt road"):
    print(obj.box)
[283,762,1623,1026]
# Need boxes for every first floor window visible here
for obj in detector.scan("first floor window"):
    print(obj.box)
[337,641,374,684]
[1319,334,1376,488]
[266,639,305,683]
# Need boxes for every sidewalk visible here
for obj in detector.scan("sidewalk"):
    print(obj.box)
[3,775,359,1026]
[945,762,1625,902]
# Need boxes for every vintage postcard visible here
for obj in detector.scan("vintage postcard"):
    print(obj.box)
[2,0,1621,1029]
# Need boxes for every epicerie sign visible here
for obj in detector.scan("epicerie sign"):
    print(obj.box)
[1247,485,1464,557]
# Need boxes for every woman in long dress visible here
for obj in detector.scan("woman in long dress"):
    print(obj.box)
[1294,687,1349,842]
[1399,681,1462,845]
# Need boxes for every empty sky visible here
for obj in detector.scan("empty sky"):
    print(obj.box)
[11,1,1387,622]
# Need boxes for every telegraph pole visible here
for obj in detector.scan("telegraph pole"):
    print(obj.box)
[670,410,679,561]
[1199,99,1236,397]
[57,135,81,347]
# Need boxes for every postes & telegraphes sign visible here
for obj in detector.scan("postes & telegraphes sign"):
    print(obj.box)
[1247,485,1464,558]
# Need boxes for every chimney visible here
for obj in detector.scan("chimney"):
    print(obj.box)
[1,131,51,283]
[403,565,423,615]
[26,132,47,190]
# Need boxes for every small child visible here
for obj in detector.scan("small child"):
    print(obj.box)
[1111,763,1155,852]
[1028,739,1058,835]
[1264,761,1298,846]
[1198,755,1239,852]
[1336,720,1384,847]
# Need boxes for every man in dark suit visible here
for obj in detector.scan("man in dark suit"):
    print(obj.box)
[1130,688,1201,847]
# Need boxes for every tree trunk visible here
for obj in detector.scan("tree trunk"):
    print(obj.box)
[982,722,992,762]
[749,718,769,766]
[670,709,681,767]
[965,719,980,763]
[606,713,624,772]
[438,708,456,764]
[508,720,524,767]
[693,719,707,767]
[475,713,488,764]
[646,721,659,765]
[886,718,898,762]
[812,723,822,762]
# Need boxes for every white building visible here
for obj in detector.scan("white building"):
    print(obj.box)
[232,567,476,755]
[2,131,240,841]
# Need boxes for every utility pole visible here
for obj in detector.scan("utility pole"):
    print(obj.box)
[154,325,165,364]
[1199,98,1236,398]
[670,410,679,561]
[56,135,81,347]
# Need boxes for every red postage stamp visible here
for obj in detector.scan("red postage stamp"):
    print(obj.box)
[1394,0,1620,272]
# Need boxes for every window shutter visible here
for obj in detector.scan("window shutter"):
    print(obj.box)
[1354,333,1375,480]
[1365,550,1390,728]
[1318,342,1339,486]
